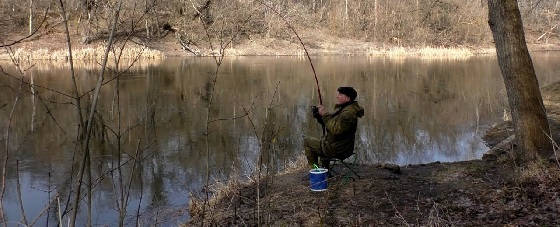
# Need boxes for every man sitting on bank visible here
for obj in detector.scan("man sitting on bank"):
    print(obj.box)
[305,87,364,169]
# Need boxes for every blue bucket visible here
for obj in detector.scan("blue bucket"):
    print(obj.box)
[309,168,328,191]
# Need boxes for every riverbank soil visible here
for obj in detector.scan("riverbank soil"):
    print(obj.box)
[188,82,560,226]
[3,27,560,59]
[190,160,559,226]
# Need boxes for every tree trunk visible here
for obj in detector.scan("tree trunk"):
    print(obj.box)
[488,0,553,161]
[30,71,35,132]
[373,0,377,36]
[345,0,348,20]
[345,0,349,29]
[29,0,33,35]
[312,0,316,12]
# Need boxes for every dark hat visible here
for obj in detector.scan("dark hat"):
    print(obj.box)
[337,87,357,101]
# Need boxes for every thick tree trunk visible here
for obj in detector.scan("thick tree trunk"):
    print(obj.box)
[488,0,553,161]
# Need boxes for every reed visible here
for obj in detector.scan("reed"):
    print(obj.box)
[188,175,244,219]
[28,58,164,72]
[369,46,496,59]
[0,43,164,61]
[188,154,306,222]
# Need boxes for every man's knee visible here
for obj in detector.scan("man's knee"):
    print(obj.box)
[304,148,313,158]
[304,136,320,148]
[303,137,312,147]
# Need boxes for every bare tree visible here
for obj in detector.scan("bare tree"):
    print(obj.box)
[488,0,553,161]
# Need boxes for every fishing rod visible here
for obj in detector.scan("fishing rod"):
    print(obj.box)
[258,0,323,105]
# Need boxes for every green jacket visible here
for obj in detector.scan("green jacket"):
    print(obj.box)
[320,101,364,158]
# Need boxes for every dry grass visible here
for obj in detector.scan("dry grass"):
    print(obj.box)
[0,43,164,61]
[368,46,495,59]
[188,176,246,220]
[188,154,307,222]
[30,58,164,72]
[280,153,307,175]
[518,160,560,191]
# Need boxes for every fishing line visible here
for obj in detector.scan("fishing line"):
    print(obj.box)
[258,0,323,105]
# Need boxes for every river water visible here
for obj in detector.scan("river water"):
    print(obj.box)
[1,53,559,225]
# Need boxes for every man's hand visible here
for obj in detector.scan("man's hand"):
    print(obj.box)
[317,105,326,116]
[312,106,321,119]
[311,105,326,131]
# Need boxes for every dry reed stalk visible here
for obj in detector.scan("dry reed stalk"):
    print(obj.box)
[0,44,164,61]
[25,58,163,72]
[368,46,496,59]
[188,176,246,218]
[280,154,307,175]
[189,155,307,225]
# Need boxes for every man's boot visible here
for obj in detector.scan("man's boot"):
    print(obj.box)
[320,157,334,178]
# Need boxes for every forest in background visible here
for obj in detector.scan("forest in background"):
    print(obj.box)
[1,0,560,53]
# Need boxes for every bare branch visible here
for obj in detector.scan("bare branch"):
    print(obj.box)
[0,76,24,226]
[29,192,60,226]
[208,112,250,123]
[0,0,53,48]
[0,65,76,100]
[70,1,123,226]
[57,0,85,136]
[16,160,29,226]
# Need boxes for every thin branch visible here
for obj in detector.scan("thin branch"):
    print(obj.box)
[16,160,29,226]
[135,148,144,227]
[121,140,141,226]
[78,46,145,100]
[61,143,155,220]
[208,112,250,123]
[0,76,24,226]
[526,0,544,15]
[70,1,123,226]
[1,76,70,136]
[0,65,76,99]
[257,0,323,104]
[0,0,53,48]
[35,91,68,135]
[29,192,60,227]
[58,0,85,136]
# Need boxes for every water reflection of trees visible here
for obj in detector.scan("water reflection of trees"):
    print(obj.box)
[1,54,560,224]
